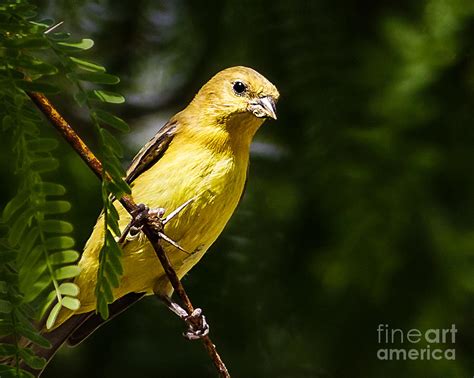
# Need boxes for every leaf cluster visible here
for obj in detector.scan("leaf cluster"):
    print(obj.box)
[0,0,131,374]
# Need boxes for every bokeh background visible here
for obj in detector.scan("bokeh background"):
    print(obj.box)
[2,0,474,377]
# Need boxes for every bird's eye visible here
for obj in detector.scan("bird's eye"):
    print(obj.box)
[233,81,247,94]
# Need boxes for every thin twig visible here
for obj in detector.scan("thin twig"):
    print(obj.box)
[28,92,230,378]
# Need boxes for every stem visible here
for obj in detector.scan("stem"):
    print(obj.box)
[28,92,230,377]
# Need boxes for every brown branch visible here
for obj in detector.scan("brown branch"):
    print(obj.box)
[28,92,230,378]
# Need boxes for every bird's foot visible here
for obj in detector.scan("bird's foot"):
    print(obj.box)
[156,295,210,340]
[118,199,195,254]
[183,308,210,340]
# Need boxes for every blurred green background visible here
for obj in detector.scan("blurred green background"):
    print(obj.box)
[3,0,474,376]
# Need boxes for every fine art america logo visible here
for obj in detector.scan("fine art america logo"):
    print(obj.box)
[377,324,457,361]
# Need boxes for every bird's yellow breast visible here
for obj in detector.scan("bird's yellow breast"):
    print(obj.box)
[74,131,250,312]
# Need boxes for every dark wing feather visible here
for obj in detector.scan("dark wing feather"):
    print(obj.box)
[125,120,178,184]
[67,292,145,346]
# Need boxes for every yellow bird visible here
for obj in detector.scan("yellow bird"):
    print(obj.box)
[44,66,279,348]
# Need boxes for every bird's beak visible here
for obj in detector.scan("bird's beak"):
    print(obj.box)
[249,96,278,120]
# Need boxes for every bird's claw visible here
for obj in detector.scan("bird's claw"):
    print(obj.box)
[129,204,166,236]
[118,199,195,255]
[182,308,209,340]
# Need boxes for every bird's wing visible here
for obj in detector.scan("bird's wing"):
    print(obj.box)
[125,119,178,184]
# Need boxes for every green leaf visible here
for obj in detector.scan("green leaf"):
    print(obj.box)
[9,37,49,49]
[105,262,120,287]
[97,296,109,319]
[22,273,50,303]
[50,250,80,265]
[0,299,12,313]
[76,72,120,85]
[16,325,52,348]
[56,38,94,51]
[16,229,37,264]
[18,58,58,75]
[2,190,29,222]
[39,291,57,319]
[19,347,46,369]
[16,80,60,95]
[106,248,123,276]
[29,157,59,172]
[69,57,105,72]
[46,302,62,329]
[100,128,123,157]
[0,343,16,355]
[27,138,59,152]
[102,280,114,303]
[40,220,73,233]
[88,90,125,104]
[44,236,75,250]
[54,265,81,280]
[61,296,80,311]
[48,32,71,41]
[35,182,66,196]
[18,243,42,268]
[41,200,71,215]
[58,282,79,296]
[93,109,129,132]
[0,281,7,293]
[8,208,34,246]
[103,158,126,183]
[113,177,131,196]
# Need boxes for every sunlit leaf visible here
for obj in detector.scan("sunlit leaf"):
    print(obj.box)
[44,236,75,250]
[88,90,125,104]
[8,208,34,246]
[69,57,105,72]
[46,302,62,329]
[56,38,94,51]
[41,200,71,215]
[50,250,79,264]
[2,189,29,222]
[61,296,80,311]
[54,265,81,280]
[58,282,80,296]
[40,220,73,233]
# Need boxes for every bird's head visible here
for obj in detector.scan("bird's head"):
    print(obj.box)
[190,66,279,128]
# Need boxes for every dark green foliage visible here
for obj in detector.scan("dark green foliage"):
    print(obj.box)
[0,0,130,375]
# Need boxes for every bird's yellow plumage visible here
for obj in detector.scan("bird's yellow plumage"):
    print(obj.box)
[54,66,279,327]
